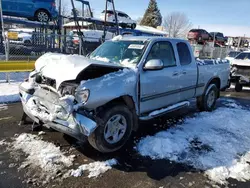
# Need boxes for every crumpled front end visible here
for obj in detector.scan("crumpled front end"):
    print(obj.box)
[19,80,97,141]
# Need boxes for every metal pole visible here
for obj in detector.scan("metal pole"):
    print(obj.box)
[79,38,82,55]
[102,0,108,42]
[237,37,241,50]
[111,0,119,35]
[0,0,10,83]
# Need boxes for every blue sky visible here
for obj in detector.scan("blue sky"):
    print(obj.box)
[70,0,250,37]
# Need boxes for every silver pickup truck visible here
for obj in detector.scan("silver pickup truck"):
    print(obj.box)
[19,36,230,153]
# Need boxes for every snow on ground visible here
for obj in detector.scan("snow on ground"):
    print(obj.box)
[137,99,250,185]
[230,84,250,91]
[0,72,29,103]
[0,104,8,111]
[0,82,21,103]
[66,159,117,178]
[12,133,75,180]
[0,139,8,146]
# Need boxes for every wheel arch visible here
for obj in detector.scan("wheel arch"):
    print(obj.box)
[204,77,221,98]
[96,95,139,131]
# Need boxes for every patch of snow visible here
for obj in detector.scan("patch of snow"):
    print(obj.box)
[0,72,29,83]
[91,56,110,63]
[12,133,74,180]
[67,159,117,178]
[112,35,123,41]
[137,104,250,185]
[38,131,46,136]
[0,139,7,146]
[230,84,250,91]
[119,58,137,69]
[149,101,190,117]
[95,68,136,89]
[0,82,21,103]
[220,98,243,109]
[0,104,8,111]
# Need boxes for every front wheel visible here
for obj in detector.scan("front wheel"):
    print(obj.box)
[235,82,243,92]
[197,84,218,111]
[88,104,133,153]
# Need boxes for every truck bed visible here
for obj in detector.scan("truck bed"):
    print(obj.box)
[195,59,230,96]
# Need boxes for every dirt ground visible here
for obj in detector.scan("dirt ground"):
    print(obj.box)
[1,88,250,188]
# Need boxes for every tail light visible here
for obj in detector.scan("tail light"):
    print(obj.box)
[73,39,79,44]
[106,13,111,17]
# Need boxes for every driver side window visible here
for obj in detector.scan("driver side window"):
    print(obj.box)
[147,41,176,67]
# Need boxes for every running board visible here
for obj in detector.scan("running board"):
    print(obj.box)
[139,101,190,120]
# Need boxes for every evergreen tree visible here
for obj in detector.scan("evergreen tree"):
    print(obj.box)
[140,0,162,28]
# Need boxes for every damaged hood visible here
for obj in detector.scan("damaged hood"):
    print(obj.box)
[35,53,123,88]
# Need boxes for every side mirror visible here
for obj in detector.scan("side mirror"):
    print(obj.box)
[144,59,164,70]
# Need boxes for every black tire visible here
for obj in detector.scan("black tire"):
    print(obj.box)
[235,82,243,92]
[120,23,126,29]
[35,10,50,22]
[88,104,133,153]
[197,84,218,112]
[24,40,31,44]
[131,23,136,30]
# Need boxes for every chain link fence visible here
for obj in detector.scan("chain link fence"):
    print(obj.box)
[0,30,113,82]
[191,43,230,59]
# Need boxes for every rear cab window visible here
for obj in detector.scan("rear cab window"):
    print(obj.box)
[177,42,192,65]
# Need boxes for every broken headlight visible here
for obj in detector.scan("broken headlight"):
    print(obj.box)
[61,85,76,96]
[75,89,90,103]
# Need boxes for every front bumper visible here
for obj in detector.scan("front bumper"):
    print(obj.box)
[19,82,97,141]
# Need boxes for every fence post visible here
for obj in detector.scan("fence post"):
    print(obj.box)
[219,48,222,59]
[79,38,82,55]
[5,40,10,83]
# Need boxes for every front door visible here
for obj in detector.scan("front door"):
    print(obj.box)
[16,0,35,17]
[140,41,182,114]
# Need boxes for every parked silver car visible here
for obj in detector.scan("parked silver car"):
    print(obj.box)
[19,36,230,153]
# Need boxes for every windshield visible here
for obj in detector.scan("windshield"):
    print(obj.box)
[235,52,250,60]
[228,51,241,58]
[89,40,147,66]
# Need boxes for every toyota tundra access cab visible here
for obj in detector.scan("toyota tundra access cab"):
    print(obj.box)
[19,36,230,153]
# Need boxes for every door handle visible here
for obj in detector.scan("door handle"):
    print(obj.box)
[182,70,187,75]
[172,71,179,76]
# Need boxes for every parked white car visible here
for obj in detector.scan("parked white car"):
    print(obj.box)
[68,29,115,43]
[230,51,250,91]
[225,51,242,63]
[7,28,33,44]
[100,10,136,29]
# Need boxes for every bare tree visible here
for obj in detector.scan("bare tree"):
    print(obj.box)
[163,12,192,38]
[136,17,142,25]
[56,0,70,17]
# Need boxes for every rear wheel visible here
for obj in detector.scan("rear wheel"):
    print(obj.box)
[197,84,218,111]
[88,104,133,153]
[235,82,243,92]
[35,10,50,22]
